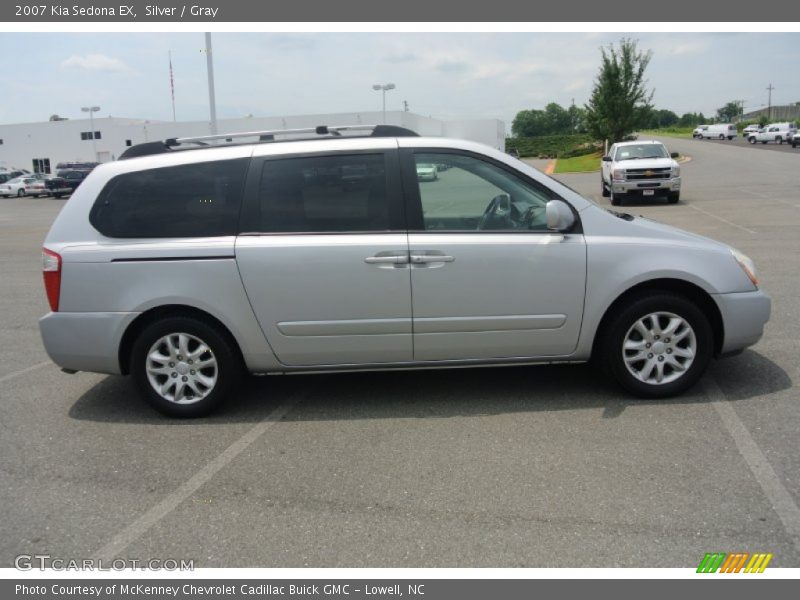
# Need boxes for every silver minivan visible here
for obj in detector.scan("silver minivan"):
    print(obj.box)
[39,125,771,416]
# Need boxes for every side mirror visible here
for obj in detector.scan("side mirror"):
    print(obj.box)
[546,200,576,232]
[670,152,679,158]
[601,156,612,162]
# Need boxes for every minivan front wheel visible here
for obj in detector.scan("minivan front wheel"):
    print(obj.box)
[599,293,712,398]
[131,316,242,417]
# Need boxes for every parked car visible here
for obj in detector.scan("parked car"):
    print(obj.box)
[747,123,798,144]
[45,169,91,198]
[0,176,47,197]
[0,169,31,183]
[600,140,681,205]
[39,125,770,417]
[416,162,439,181]
[697,123,737,140]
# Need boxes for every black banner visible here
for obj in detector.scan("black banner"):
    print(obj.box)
[3,0,800,22]
[5,579,800,600]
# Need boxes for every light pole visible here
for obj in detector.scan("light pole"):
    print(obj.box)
[372,83,395,124]
[81,106,100,160]
[205,32,218,135]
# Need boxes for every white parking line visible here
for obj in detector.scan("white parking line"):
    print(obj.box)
[703,376,800,553]
[93,389,308,562]
[689,205,757,235]
[0,361,51,384]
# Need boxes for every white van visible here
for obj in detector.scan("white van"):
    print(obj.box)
[699,124,737,140]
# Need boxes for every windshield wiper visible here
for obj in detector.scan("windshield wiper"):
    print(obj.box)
[640,156,665,159]
[607,209,634,221]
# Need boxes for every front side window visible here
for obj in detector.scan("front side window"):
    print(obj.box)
[90,158,248,238]
[412,152,553,231]
[257,154,389,233]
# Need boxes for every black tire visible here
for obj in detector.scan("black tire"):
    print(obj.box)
[719,134,724,140]
[601,178,610,197]
[667,192,680,204]
[610,191,623,206]
[761,141,767,144]
[53,193,63,198]
[776,137,783,145]
[17,189,25,197]
[793,141,798,148]
[728,136,734,141]
[130,315,242,417]
[598,292,713,398]
[748,137,756,144]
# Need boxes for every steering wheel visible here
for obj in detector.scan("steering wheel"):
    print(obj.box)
[477,194,513,230]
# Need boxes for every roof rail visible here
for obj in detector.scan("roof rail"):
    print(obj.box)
[120,124,418,159]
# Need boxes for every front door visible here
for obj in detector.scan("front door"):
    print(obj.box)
[236,148,413,366]
[403,150,587,362]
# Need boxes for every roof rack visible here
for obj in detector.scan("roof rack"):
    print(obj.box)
[119,124,418,160]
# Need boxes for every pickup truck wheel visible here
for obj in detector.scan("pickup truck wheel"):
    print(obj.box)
[610,191,623,206]
[718,134,724,140]
[601,178,610,197]
[776,137,783,144]
[667,192,680,204]
[599,292,712,398]
[748,137,756,144]
[131,316,243,417]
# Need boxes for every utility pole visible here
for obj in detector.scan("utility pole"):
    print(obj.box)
[205,33,218,135]
[766,84,775,121]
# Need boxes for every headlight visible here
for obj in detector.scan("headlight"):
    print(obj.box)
[612,169,625,181]
[671,165,680,177]
[730,248,758,288]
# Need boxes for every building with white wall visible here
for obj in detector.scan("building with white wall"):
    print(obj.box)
[0,111,505,174]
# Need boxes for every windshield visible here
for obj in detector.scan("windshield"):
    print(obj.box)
[614,144,668,160]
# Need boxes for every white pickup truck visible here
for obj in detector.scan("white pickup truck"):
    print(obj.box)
[601,140,681,206]
[747,123,797,145]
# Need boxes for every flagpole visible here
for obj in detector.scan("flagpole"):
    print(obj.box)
[169,50,176,122]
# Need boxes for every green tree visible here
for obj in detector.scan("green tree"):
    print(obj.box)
[716,101,742,122]
[648,109,679,129]
[584,38,654,143]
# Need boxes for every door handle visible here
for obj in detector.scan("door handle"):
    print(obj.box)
[365,254,409,264]
[410,254,455,264]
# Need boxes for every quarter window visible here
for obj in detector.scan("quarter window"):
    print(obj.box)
[412,153,553,231]
[257,154,390,233]
[90,158,248,238]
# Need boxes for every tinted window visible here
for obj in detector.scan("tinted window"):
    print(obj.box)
[413,152,554,232]
[90,158,248,238]
[258,154,389,233]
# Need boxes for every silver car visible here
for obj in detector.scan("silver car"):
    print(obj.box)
[39,125,771,417]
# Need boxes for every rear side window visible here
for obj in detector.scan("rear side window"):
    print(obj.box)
[90,158,248,238]
[257,154,389,233]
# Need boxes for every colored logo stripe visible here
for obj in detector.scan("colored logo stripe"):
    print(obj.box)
[697,552,773,573]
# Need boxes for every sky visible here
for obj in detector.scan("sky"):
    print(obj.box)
[0,32,798,127]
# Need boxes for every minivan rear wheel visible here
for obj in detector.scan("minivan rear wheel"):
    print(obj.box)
[599,292,712,398]
[131,316,242,417]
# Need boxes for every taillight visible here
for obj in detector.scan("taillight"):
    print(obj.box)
[42,248,61,312]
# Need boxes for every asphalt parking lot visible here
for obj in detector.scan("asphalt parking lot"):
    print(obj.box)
[1,135,798,568]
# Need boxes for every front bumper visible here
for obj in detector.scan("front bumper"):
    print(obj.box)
[712,290,772,355]
[39,311,140,375]
[611,177,681,196]
[47,187,72,195]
